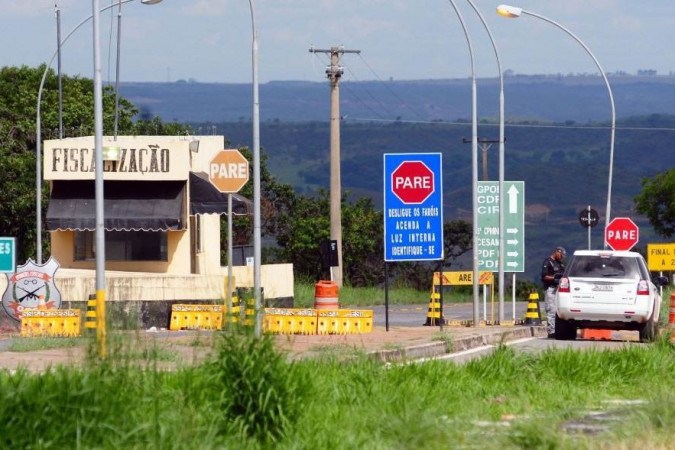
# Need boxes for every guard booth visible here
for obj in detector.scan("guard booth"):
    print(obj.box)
[43,136,251,276]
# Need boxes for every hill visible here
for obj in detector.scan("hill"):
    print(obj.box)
[214,118,672,282]
[119,76,675,283]
[119,74,675,123]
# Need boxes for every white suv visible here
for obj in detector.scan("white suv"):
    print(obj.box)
[555,250,668,342]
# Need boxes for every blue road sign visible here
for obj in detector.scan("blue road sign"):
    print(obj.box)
[383,153,443,262]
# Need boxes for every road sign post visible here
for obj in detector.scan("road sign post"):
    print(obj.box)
[476,181,525,272]
[209,149,250,193]
[605,217,639,251]
[383,153,443,262]
[647,243,675,271]
[0,237,16,273]
[578,206,599,250]
[209,149,250,323]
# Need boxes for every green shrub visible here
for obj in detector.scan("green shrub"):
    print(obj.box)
[212,329,310,444]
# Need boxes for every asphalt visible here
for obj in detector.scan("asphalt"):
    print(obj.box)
[0,323,548,372]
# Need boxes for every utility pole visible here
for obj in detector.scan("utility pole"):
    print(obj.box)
[463,137,500,181]
[309,46,360,288]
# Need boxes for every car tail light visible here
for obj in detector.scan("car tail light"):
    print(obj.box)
[637,280,649,296]
[558,277,570,293]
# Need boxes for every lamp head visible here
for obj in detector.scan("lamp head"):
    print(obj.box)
[497,5,522,18]
[141,0,163,5]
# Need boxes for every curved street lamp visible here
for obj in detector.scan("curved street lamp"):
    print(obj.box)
[497,4,616,231]
[247,0,263,338]
[446,0,480,326]
[465,0,507,323]
[35,0,162,264]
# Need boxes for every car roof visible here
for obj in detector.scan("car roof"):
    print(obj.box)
[571,250,642,258]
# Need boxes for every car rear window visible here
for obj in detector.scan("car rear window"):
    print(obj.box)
[566,255,642,279]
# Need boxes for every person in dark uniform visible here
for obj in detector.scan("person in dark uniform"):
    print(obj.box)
[541,246,566,338]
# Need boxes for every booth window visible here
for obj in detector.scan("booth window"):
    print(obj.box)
[74,231,168,261]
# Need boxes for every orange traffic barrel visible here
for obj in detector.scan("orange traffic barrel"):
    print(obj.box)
[314,280,339,309]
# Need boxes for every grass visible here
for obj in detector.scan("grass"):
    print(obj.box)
[0,328,672,449]
[293,281,470,308]
[6,336,87,352]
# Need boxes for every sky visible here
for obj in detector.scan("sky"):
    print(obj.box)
[2,0,674,84]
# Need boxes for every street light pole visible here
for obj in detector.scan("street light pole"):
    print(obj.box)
[465,0,507,323]
[446,0,480,326]
[497,4,616,229]
[248,0,262,337]
[113,0,123,139]
[91,0,107,358]
[35,0,161,264]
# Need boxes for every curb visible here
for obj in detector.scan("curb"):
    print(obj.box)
[371,326,547,363]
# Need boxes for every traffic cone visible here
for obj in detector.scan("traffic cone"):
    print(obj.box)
[523,292,542,325]
[423,292,445,326]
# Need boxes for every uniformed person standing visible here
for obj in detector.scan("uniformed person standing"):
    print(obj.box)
[541,246,566,338]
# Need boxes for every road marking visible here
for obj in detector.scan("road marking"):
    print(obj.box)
[413,337,537,363]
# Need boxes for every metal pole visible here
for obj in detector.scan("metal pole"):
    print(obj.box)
[248,0,262,337]
[447,0,480,326]
[35,0,141,265]
[56,5,63,140]
[227,194,233,318]
[113,0,122,139]
[505,6,615,232]
[587,205,592,250]
[466,0,506,324]
[92,0,107,358]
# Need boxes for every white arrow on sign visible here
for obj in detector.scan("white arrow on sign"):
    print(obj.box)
[507,239,519,245]
[508,184,520,214]
[506,262,519,267]
[506,228,518,234]
[507,251,519,257]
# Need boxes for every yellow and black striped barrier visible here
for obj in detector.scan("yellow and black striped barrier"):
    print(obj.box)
[524,292,542,325]
[20,309,82,337]
[85,294,97,330]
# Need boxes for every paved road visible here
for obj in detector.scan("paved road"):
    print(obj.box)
[420,334,642,364]
[372,302,533,327]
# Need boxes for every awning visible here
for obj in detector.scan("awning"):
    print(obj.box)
[46,180,186,231]
[189,172,252,216]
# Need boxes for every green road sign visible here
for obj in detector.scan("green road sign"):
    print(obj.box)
[476,181,525,272]
[0,237,16,273]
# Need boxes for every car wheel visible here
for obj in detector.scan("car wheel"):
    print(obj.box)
[639,318,659,343]
[554,315,577,340]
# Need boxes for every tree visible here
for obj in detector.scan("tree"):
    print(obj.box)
[635,168,675,238]
[218,145,297,265]
[272,190,385,286]
[0,65,189,261]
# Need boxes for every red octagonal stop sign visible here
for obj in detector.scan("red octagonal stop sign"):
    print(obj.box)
[391,161,434,204]
[605,217,639,251]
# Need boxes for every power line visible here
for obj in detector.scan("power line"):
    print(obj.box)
[348,117,675,132]
[356,53,427,121]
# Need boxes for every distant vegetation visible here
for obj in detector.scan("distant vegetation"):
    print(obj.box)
[205,116,674,282]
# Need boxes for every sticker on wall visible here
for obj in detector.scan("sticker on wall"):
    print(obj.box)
[2,257,62,322]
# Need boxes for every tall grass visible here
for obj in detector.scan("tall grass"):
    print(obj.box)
[0,328,672,449]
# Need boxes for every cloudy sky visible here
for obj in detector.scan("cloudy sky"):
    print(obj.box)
[2,1,672,84]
